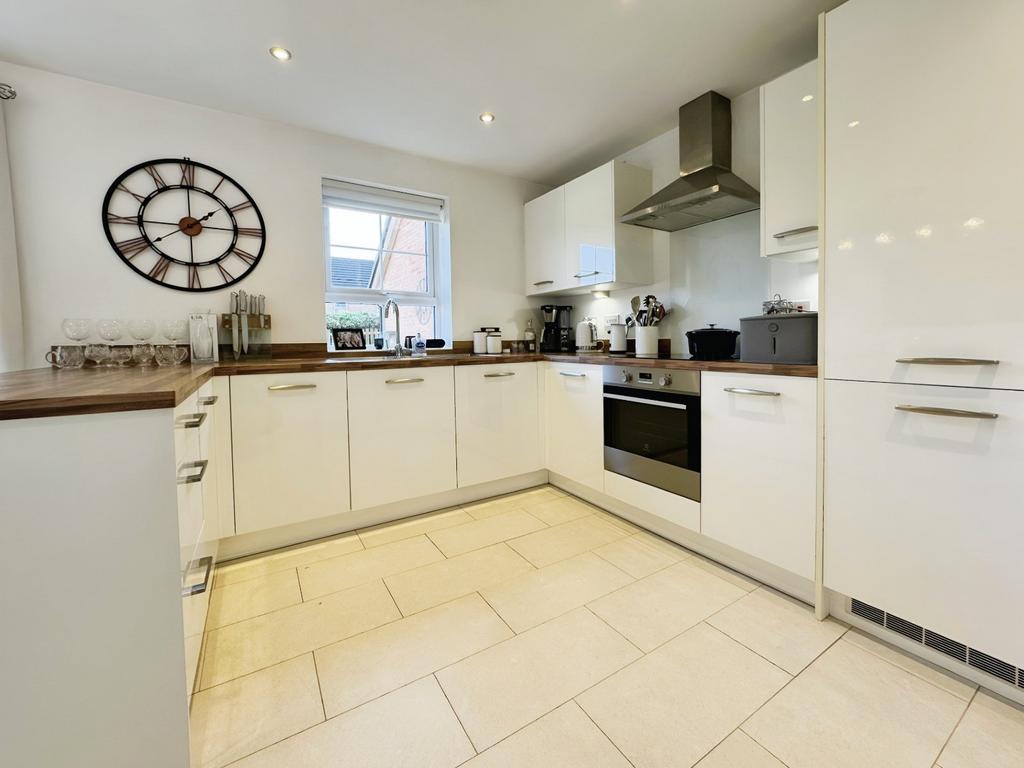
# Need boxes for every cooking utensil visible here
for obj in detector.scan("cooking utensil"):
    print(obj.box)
[630,296,641,317]
[685,323,740,360]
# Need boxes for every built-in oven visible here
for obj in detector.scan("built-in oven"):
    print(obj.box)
[603,365,700,501]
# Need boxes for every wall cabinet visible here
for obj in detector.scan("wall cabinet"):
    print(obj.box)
[824,379,1024,668]
[823,0,1024,389]
[760,59,818,261]
[525,160,653,296]
[231,372,351,534]
[455,362,542,488]
[348,366,457,509]
[701,372,816,579]
[544,362,603,491]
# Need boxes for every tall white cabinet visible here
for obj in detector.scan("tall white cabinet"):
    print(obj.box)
[544,362,603,491]
[822,0,1024,671]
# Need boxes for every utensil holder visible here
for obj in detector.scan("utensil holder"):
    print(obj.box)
[635,326,659,358]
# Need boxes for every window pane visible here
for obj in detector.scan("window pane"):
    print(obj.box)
[328,246,377,289]
[384,217,427,255]
[328,208,382,249]
[385,305,435,344]
[325,302,384,351]
[380,251,428,293]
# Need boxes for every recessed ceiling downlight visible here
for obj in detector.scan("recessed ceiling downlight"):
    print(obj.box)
[269,46,293,61]
[479,112,496,124]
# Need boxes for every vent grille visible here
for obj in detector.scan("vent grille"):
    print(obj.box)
[850,598,1021,689]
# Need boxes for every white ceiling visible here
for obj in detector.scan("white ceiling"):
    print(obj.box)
[0,0,840,185]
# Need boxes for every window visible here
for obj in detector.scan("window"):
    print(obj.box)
[323,179,451,350]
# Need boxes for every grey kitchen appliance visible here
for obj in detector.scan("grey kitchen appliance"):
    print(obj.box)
[619,91,760,232]
[540,304,574,353]
[603,365,701,501]
[740,311,818,364]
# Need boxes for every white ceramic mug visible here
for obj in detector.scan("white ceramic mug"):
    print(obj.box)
[609,323,627,352]
[635,326,659,358]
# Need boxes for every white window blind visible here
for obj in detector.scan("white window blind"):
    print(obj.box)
[321,179,445,223]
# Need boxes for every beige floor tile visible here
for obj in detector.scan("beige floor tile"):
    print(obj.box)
[578,623,790,768]
[694,731,786,768]
[938,690,1024,768]
[189,654,323,768]
[427,509,547,557]
[593,532,687,579]
[480,552,634,632]
[743,637,969,768]
[591,508,643,534]
[461,701,632,768]
[507,516,629,568]
[843,629,977,700]
[231,676,474,768]
[206,569,302,630]
[587,560,747,651]
[200,580,399,688]
[707,588,847,674]
[215,533,363,588]
[462,486,564,520]
[315,593,512,716]
[436,607,642,750]
[385,543,534,615]
[357,507,472,548]
[689,554,760,592]
[527,496,596,526]
[298,535,444,600]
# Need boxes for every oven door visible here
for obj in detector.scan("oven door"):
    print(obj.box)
[603,385,701,501]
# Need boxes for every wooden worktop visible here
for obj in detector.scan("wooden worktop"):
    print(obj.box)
[0,352,816,421]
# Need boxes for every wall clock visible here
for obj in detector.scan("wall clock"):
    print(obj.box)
[101,157,266,292]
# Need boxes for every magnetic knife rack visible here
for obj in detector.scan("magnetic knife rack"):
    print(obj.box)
[218,313,273,360]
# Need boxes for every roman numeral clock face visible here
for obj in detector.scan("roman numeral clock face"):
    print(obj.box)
[102,158,266,291]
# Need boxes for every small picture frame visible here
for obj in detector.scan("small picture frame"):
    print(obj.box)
[331,327,366,351]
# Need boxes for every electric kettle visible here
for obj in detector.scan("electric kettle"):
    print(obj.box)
[575,318,597,351]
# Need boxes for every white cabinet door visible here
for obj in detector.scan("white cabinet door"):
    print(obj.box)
[209,376,235,538]
[564,163,615,289]
[761,60,818,260]
[173,392,204,577]
[231,372,350,534]
[455,362,542,488]
[545,363,603,491]
[701,373,816,579]
[196,381,219,544]
[524,186,565,295]
[348,367,457,509]
[824,379,1024,668]
[823,0,1024,388]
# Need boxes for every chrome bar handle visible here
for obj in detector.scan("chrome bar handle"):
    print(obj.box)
[176,412,207,429]
[484,372,516,378]
[895,405,998,420]
[386,377,424,384]
[199,395,219,406]
[177,459,209,485]
[573,270,600,278]
[724,387,781,397]
[181,556,214,598]
[895,357,1000,366]
[559,371,587,378]
[772,225,818,239]
[267,383,317,391]
[532,280,554,286]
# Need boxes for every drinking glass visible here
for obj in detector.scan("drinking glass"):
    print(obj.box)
[132,343,156,366]
[109,347,133,366]
[129,319,156,342]
[85,343,111,367]
[97,319,124,343]
[162,319,188,344]
[155,345,188,366]
[45,346,86,369]
[61,318,92,343]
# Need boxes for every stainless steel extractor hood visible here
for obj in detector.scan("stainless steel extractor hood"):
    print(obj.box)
[620,91,759,232]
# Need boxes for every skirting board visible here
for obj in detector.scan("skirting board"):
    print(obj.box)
[219,470,549,560]
[549,471,817,606]
[828,590,1024,707]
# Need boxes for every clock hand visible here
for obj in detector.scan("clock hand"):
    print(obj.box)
[152,226,185,244]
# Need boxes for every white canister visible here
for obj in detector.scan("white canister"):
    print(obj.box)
[609,323,627,353]
[486,333,503,354]
[473,331,488,354]
[635,326,659,358]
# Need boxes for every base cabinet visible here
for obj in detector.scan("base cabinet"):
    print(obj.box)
[824,379,1024,668]
[231,372,351,534]
[545,363,603,491]
[701,372,816,579]
[348,366,457,509]
[455,362,541,488]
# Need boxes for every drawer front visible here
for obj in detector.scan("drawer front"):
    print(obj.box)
[173,393,205,577]
[825,379,1024,666]
[701,373,816,578]
[348,366,457,509]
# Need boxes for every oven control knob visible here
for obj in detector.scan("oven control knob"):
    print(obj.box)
[659,374,672,387]
[620,370,633,383]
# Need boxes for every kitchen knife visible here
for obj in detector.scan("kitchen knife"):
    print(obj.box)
[240,302,249,354]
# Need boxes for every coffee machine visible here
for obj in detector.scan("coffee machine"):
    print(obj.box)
[540,305,573,353]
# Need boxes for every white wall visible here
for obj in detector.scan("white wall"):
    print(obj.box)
[553,87,817,351]
[0,100,23,371]
[0,62,546,357]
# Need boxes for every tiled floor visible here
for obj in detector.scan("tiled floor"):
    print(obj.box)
[193,485,1024,768]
